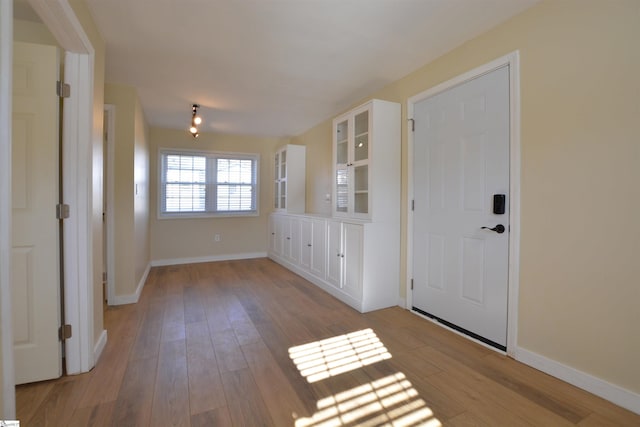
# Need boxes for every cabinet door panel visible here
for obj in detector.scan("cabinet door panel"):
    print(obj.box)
[285,217,301,264]
[310,219,326,278]
[300,219,312,270]
[326,221,342,287]
[342,223,363,298]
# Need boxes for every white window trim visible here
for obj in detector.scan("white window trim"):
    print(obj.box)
[157,148,260,219]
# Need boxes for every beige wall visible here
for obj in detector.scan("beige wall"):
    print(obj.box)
[295,0,640,394]
[149,128,285,262]
[13,19,57,45]
[290,120,333,215]
[105,83,150,298]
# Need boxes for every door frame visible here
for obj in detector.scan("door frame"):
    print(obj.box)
[104,104,116,305]
[406,51,521,356]
[0,0,96,416]
[0,1,16,417]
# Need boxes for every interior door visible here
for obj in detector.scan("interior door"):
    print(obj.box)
[12,41,62,384]
[412,66,510,349]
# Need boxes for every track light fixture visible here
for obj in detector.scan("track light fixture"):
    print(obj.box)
[189,104,201,138]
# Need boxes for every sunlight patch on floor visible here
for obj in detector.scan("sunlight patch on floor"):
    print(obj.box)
[294,372,441,427]
[288,328,392,383]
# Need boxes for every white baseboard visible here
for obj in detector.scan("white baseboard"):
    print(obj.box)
[93,329,108,364]
[109,262,150,306]
[515,347,640,415]
[150,252,267,267]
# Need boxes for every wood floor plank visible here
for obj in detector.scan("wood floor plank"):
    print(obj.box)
[67,401,116,427]
[129,298,165,361]
[110,357,158,427]
[24,374,92,427]
[422,345,575,426]
[183,284,206,324]
[211,328,248,373]
[221,368,275,426]
[16,379,56,424]
[242,336,313,423]
[77,305,140,408]
[190,407,234,427]
[185,321,226,416]
[150,340,190,427]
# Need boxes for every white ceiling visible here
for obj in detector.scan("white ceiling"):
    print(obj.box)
[83,0,538,137]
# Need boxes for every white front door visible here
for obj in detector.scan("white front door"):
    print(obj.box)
[412,66,510,349]
[12,42,62,384]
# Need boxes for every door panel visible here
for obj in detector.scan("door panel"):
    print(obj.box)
[342,223,362,298]
[310,219,326,278]
[12,42,62,384]
[326,221,341,287]
[412,66,510,348]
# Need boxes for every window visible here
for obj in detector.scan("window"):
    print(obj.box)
[159,149,259,217]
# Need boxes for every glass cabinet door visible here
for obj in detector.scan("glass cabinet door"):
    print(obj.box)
[333,108,371,217]
[353,110,369,215]
[335,167,348,213]
[353,165,368,214]
[336,119,348,166]
[274,152,280,208]
[353,110,369,163]
[280,149,287,209]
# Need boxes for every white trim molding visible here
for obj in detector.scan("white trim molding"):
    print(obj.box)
[93,329,108,364]
[109,263,151,306]
[516,347,640,415]
[104,105,116,305]
[0,0,16,418]
[406,51,521,356]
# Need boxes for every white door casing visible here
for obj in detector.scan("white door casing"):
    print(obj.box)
[11,41,62,385]
[407,61,519,349]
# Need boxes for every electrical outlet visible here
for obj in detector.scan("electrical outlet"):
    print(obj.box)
[214,233,221,242]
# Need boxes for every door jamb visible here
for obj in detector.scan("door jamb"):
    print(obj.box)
[104,105,115,305]
[0,1,16,417]
[406,51,521,356]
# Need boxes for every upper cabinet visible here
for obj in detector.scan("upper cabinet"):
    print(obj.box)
[332,99,401,220]
[274,144,306,213]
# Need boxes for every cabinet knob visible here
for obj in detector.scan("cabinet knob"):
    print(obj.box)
[307,244,312,247]
[286,237,291,240]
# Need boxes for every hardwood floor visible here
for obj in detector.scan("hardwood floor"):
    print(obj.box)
[16,258,640,426]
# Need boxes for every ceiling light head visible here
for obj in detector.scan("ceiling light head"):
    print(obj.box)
[189,104,202,138]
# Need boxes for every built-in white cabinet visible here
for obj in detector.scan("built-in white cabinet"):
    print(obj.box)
[326,220,362,300]
[269,214,301,264]
[300,217,326,279]
[269,99,400,313]
[274,144,306,213]
[333,99,400,221]
[269,213,399,313]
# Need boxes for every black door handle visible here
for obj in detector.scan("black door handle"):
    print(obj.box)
[481,224,505,234]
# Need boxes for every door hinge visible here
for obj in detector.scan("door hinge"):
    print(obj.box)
[102,271,107,282]
[56,203,70,219]
[56,81,70,98]
[411,279,414,290]
[411,200,415,211]
[59,324,72,341]
[408,118,415,132]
